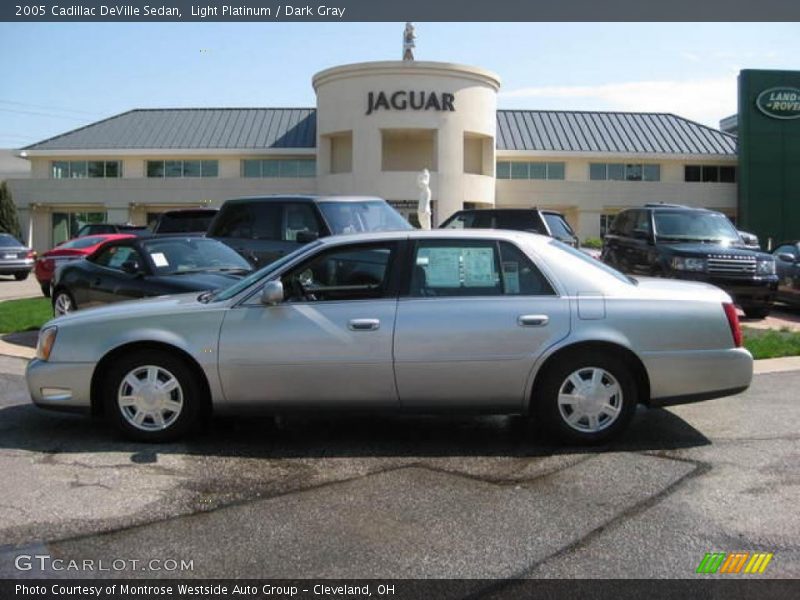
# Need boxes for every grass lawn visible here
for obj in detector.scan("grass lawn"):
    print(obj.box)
[743,327,800,360]
[0,298,52,334]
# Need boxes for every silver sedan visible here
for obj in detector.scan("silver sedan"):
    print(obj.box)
[26,230,753,444]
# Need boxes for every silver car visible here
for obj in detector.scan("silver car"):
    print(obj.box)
[26,230,753,444]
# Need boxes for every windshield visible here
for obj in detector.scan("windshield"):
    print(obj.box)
[654,211,741,243]
[0,235,22,248]
[142,238,251,276]
[211,241,323,302]
[317,200,412,234]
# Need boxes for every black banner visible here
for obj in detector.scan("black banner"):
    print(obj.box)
[2,0,800,22]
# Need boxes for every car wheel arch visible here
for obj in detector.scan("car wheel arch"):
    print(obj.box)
[527,340,651,413]
[90,341,212,419]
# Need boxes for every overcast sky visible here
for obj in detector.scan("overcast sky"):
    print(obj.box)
[1,22,798,147]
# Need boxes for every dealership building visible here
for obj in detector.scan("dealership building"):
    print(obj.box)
[7,58,798,252]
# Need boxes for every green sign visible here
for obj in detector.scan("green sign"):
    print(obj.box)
[756,87,800,119]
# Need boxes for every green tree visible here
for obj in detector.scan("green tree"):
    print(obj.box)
[0,181,23,241]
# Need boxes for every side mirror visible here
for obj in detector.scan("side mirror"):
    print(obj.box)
[121,260,141,275]
[295,230,319,244]
[776,252,796,264]
[260,280,284,305]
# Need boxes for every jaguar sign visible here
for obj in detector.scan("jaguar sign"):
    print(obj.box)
[756,87,800,120]
[366,91,455,115]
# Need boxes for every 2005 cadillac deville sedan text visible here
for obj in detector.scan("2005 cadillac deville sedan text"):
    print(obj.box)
[26,230,753,444]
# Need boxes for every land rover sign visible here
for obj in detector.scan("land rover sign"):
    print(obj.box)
[756,87,800,119]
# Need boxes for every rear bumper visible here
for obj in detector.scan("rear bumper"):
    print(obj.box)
[0,258,34,274]
[641,347,753,405]
[673,273,778,305]
[26,358,94,413]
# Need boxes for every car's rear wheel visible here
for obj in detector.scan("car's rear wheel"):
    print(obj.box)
[14,272,28,281]
[742,305,771,319]
[40,283,51,298]
[103,350,200,442]
[52,289,76,316]
[535,351,637,444]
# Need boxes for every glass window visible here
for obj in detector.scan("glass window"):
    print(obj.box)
[243,159,261,178]
[607,163,625,181]
[494,211,546,234]
[702,166,719,182]
[262,160,280,177]
[632,210,652,235]
[442,212,478,229]
[163,161,182,178]
[547,162,565,180]
[283,203,322,241]
[182,160,201,177]
[51,211,107,245]
[279,160,300,178]
[87,161,105,178]
[498,241,554,295]
[684,166,701,182]
[69,161,87,179]
[105,161,120,178]
[317,200,412,234]
[589,163,607,180]
[201,160,218,177]
[510,162,528,179]
[93,245,140,270]
[410,240,502,297]
[250,204,283,240]
[143,237,250,275]
[282,243,396,302]
[52,161,69,179]
[720,166,736,183]
[297,160,316,177]
[209,204,253,238]
[529,163,547,180]
[496,161,511,179]
[625,164,643,181]
[146,161,164,178]
[643,164,660,182]
[543,213,575,239]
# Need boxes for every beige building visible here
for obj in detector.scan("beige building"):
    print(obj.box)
[8,60,738,252]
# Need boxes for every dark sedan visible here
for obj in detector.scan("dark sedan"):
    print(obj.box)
[774,241,800,307]
[51,236,252,315]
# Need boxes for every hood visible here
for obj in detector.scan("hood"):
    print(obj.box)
[149,271,245,291]
[658,242,769,258]
[634,276,731,302]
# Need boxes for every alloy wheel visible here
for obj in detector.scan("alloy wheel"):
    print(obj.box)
[557,366,623,433]
[117,365,184,432]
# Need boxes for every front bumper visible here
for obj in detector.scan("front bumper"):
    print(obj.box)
[641,347,753,405]
[26,358,94,413]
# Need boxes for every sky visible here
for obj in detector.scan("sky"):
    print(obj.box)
[1,22,799,148]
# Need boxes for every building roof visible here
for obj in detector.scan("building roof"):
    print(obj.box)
[23,107,737,156]
[496,110,737,155]
[23,108,317,151]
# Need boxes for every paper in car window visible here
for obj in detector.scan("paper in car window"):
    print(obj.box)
[462,247,496,287]
[502,261,520,294]
[151,252,169,267]
[421,248,461,287]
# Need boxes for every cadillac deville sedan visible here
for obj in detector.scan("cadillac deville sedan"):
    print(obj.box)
[26,230,753,444]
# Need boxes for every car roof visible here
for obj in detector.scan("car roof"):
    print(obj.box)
[316,228,551,247]
[221,195,387,204]
[640,204,717,213]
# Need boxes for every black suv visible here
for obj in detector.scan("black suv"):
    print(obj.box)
[440,208,579,247]
[150,208,218,235]
[602,204,778,318]
[207,195,412,266]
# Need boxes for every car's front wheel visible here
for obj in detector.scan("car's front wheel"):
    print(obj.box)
[535,351,638,444]
[103,350,201,442]
[52,289,76,316]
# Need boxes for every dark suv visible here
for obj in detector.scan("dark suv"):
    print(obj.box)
[207,195,412,266]
[602,204,778,318]
[440,208,579,247]
[150,208,218,235]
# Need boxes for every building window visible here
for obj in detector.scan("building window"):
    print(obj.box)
[52,160,121,179]
[241,158,317,178]
[496,161,565,180]
[590,163,660,182]
[146,160,218,178]
[684,165,736,183]
[51,211,107,246]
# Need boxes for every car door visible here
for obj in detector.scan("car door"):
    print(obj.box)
[602,211,630,269]
[217,240,402,408]
[87,243,148,306]
[775,243,800,305]
[394,237,570,410]
[628,210,656,274]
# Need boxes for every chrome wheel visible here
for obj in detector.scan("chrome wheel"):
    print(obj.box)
[117,365,184,432]
[53,292,74,316]
[557,367,623,433]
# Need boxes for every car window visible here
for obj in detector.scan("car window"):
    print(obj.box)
[142,238,251,275]
[495,211,547,233]
[442,212,478,229]
[609,212,631,236]
[317,200,411,234]
[281,243,396,302]
[0,235,22,247]
[93,245,142,271]
[156,212,216,234]
[632,211,652,236]
[542,213,574,238]
[283,203,322,241]
[60,236,107,250]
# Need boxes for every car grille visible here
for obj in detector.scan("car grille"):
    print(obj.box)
[706,254,757,276]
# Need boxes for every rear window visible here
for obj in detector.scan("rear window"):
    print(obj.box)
[543,213,574,238]
[0,235,22,247]
[210,203,281,240]
[317,200,411,234]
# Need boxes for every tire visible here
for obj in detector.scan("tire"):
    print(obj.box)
[14,272,28,281]
[742,305,771,319]
[52,289,76,316]
[40,283,51,298]
[534,351,638,445]
[102,349,201,442]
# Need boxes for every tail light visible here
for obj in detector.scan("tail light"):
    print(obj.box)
[26,249,37,259]
[723,302,743,348]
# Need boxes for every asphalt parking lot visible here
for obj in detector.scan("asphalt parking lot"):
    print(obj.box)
[0,352,798,579]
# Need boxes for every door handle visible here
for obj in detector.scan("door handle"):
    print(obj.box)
[348,318,380,331]
[518,314,549,327]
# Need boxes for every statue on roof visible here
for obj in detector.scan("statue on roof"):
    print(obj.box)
[403,23,416,61]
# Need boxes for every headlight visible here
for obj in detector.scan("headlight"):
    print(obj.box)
[671,257,706,272]
[756,259,776,275]
[35,326,58,361]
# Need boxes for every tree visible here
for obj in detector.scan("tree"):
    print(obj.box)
[0,181,23,241]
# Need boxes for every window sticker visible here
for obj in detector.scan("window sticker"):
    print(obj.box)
[462,247,497,287]
[420,248,461,287]
[151,252,169,267]
[502,261,520,294]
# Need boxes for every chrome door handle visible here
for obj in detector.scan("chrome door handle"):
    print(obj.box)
[518,314,549,327]
[348,318,380,331]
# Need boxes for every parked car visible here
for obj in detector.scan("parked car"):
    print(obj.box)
[51,236,252,316]
[34,234,135,297]
[774,241,800,307]
[28,230,752,444]
[440,208,580,248]
[602,204,778,318]
[150,208,218,235]
[0,233,36,281]
[207,195,412,267]
[74,223,150,238]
